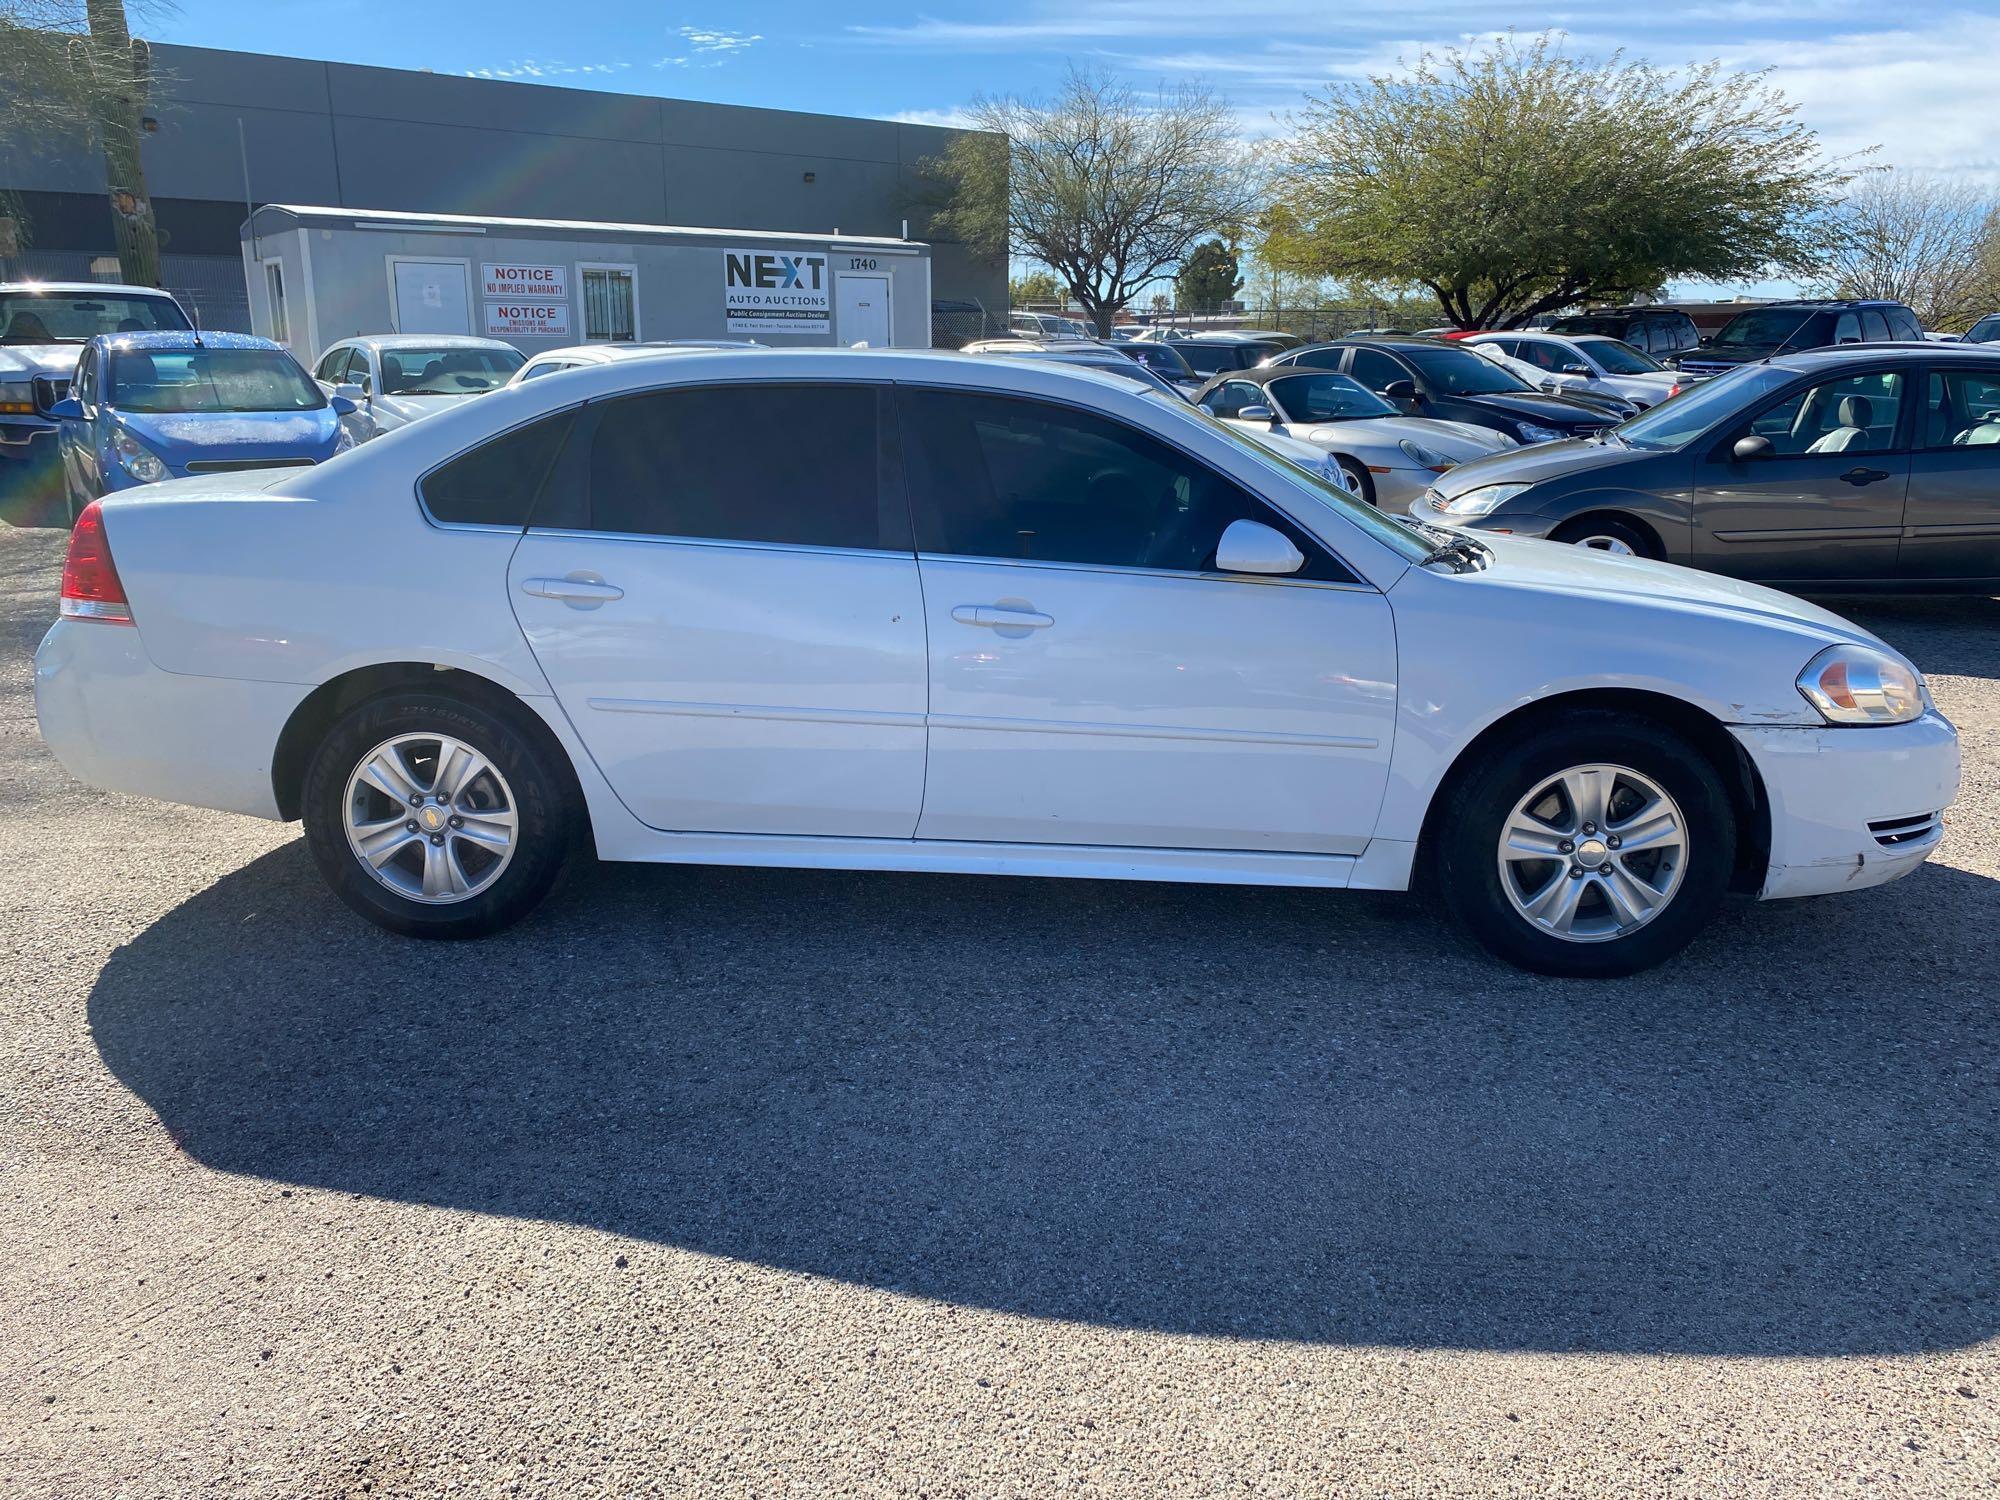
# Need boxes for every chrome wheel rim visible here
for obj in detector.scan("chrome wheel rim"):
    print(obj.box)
[342,733,518,905]
[1497,763,1687,944]
[1575,534,1636,556]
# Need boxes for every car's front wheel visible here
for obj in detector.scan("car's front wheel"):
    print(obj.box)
[301,692,573,938]
[1434,711,1735,977]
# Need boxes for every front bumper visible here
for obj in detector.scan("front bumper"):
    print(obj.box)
[1732,711,1960,900]
[34,618,310,820]
[0,415,58,460]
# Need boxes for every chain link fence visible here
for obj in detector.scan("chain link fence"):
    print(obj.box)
[0,251,252,333]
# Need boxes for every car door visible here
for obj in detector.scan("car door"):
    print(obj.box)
[897,385,1397,854]
[1691,366,1912,583]
[1900,363,2000,584]
[504,380,929,836]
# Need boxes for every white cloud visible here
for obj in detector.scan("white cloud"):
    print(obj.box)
[653,23,763,69]
[886,107,979,129]
[462,59,632,81]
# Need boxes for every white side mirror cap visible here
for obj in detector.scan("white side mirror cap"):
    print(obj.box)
[1215,518,1305,576]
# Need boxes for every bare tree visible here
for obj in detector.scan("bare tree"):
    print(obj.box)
[922,69,1260,335]
[1818,170,2000,331]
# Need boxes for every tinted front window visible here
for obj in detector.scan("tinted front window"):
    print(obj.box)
[569,384,889,550]
[1614,364,1794,450]
[379,346,525,394]
[423,411,576,527]
[105,348,324,412]
[1265,373,1397,421]
[0,292,188,343]
[1714,308,1819,349]
[1345,347,1405,392]
[1583,340,1664,375]
[1400,345,1533,395]
[1283,347,1347,371]
[901,388,1289,573]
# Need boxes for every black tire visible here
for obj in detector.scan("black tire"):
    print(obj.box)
[1434,710,1735,977]
[1333,456,1375,506]
[301,691,573,938]
[1550,514,1657,559]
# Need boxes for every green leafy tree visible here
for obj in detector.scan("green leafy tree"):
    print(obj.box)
[1175,239,1241,313]
[1271,34,1846,329]
[1009,269,1063,307]
[921,68,1260,336]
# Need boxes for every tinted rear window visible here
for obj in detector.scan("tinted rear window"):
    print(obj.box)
[422,411,576,527]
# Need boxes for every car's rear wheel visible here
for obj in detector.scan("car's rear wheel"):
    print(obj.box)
[1435,711,1734,976]
[302,691,572,938]
[1551,515,1655,558]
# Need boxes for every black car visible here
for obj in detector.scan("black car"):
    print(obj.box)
[1158,333,1299,378]
[1267,336,1629,444]
[1548,306,1701,359]
[1410,343,2000,592]
[1674,299,1923,379]
[1114,339,1203,388]
[1962,313,2000,345]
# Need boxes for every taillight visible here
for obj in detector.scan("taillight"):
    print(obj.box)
[59,501,134,624]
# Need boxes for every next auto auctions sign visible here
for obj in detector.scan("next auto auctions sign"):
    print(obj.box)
[724,248,830,335]
[482,262,569,300]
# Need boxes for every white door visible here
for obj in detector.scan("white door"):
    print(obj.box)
[836,274,892,348]
[392,259,471,335]
[505,382,928,836]
[897,387,1397,852]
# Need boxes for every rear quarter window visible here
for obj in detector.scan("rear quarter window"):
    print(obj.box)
[420,411,576,528]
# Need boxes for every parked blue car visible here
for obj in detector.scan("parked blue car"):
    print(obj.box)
[51,331,355,516]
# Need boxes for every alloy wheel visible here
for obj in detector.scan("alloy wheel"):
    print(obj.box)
[342,732,518,904]
[1496,763,1687,943]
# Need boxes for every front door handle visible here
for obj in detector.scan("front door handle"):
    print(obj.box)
[1840,467,1891,486]
[951,604,1054,633]
[521,575,624,607]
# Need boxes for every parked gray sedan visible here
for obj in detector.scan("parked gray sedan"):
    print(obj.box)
[1411,343,2000,592]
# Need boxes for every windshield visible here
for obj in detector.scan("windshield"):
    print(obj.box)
[1582,339,1664,375]
[1402,344,1535,395]
[1713,307,1817,349]
[380,346,525,395]
[1612,364,1793,450]
[1549,315,1629,339]
[1265,372,1398,421]
[1183,401,1431,564]
[1122,342,1195,379]
[0,291,189,344]
[106,347,324,413]
[1046,356,1182,397]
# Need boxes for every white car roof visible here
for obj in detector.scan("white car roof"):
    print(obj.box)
[331,334,521,352]
[0,281,182,298]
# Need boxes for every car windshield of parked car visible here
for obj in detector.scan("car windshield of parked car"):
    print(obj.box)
[0,292,190,344]
[1122,343,1195,379]
[1713,308,1817,349]
[1611,365,1794,451]
[1966,315,2000,344]
[105,348,325,413]
[1581,339,1664,375]
[1400,345,1535,395]
[1266,372,1399,422]
[379,347,526,395]
[1185,402,1432,564]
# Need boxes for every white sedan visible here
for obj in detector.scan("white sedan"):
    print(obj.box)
[1463,332,1678,408]
[1195,368,1516,507]
[36,351,1958,977]
[507,340,766,385]
[311,334,525,442]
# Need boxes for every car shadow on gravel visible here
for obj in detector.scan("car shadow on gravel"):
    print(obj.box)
[89,841,2000,1356]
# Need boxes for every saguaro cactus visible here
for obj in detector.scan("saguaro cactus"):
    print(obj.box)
[75,0,159,287]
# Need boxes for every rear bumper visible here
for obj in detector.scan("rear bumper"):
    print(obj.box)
[34,618,309,820]
[1732,712,1960,899]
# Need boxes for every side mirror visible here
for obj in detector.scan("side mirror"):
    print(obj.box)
[1236,404,1277,424]
[334,382,366,404]
[1198,402,1218,416]
[1215,518,1305,576]
[1383,379,1418,403]
[1732,434,1773,462]
[328,394,357,416]
[48,396,84,421]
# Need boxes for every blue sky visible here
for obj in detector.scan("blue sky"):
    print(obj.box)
[150,1,1995,295]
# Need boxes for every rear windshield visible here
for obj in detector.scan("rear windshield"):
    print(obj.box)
[1549,315,1630,339]
[1713,308,1820,349]
[1122,342,1194,379]
[0,291,189,344]
[106,347,324,412]
[380,346,525,395]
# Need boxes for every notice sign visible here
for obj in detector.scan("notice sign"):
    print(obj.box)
[724,248,831,334]
[484,302,571,337]
[482,262,569,300]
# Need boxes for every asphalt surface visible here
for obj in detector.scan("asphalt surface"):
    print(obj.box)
[1,519,1996,1497]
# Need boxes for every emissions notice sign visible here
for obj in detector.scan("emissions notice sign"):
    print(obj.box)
[724,248,831,335]
[484,302,571,337]
[482,263,569,300]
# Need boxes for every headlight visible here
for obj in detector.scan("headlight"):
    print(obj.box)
[0,380,34,415]
[1436,482,1531,517]
[1796,643,1926,725]
[1515,421,1564,445]
[112,427,169,483]
[1398,438,1451,470]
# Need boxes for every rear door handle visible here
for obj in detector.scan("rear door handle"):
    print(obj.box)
[951,604,1054,631]
[1840,467,1891,486]
[521,575,624,607]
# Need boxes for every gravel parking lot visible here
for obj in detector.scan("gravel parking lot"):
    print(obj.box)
[2,519,1996,1497]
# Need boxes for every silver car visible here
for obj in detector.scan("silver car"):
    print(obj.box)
[310,334,525,443]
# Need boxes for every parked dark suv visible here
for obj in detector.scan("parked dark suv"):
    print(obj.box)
[1409,343,2000,592]
[1547,306,1701,360]
[1268,336,1631,444]
[1962,313,2000,345]
[1674,299,1923,379]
